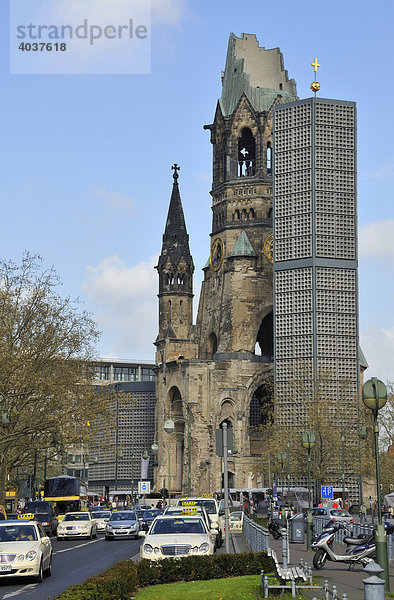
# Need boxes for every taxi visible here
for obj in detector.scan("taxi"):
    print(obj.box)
[229,510,244,533]
[176,497,224,548]
[139,514,215,560]
[57,511,97,540]
[91,509,112,532]
[0,514,52,582]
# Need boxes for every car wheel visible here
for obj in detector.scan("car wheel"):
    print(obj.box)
[44,553,52,577]
[57,536,63,541]
[34,559,43,583]
[89,530,93,540]
[105,535,112,541]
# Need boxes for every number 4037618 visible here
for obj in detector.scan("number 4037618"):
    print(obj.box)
[18,42,67,52]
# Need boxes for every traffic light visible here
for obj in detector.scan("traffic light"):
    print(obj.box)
[159,487,169,499]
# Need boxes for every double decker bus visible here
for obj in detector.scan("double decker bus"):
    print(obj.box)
[44,476,88,521]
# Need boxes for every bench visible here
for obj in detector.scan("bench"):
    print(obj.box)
[262,549,322,599]
[267,548,307,583]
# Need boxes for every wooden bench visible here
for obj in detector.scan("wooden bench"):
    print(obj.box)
[262,549,321,599]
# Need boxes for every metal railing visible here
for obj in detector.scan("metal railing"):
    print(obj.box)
[242,515,270,552]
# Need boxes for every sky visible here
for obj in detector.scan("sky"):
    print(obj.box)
[1,0,394,383]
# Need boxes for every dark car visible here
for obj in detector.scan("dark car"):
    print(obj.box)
[140,509,163,531]
[21,501,58,536]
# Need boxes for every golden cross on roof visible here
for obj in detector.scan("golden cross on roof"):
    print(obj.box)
[311,57,320,73]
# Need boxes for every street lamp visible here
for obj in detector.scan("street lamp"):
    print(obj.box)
[362,377,390,593]
[278,451,287,507]
[164,419,175,503]
[302,430,316,550]
[358,424,367,506]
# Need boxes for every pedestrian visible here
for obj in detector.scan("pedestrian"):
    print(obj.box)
[360,502,367,523]
[344,499,349,511]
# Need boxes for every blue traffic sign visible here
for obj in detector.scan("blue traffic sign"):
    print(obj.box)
[321,486,333,499]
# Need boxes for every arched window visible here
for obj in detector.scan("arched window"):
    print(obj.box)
[179,300,183,322]
[249,383,273,455]
[249,208,255,219]
[238,128,256,177]
[169,300,172,321]
[266,142,272,175]
[267,207,273,219]
[207,332,218,359]
[242,209,248,220]
[177,273,185,286]
[255,312,273,358]
[234,209,240,220]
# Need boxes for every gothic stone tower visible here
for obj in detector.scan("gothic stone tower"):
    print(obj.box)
[154,33,298,495]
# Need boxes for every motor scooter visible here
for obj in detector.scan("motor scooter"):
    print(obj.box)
[268,517,284,540]
[312,519,394,570]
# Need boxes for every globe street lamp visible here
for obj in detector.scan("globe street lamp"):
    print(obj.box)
[278,451,287,508]
[362,377,390,593]
[302,430,316,550]
[164,418,175,503]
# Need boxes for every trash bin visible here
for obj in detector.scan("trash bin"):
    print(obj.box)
[290,513,305,543]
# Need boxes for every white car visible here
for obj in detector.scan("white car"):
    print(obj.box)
[177,497,224,547]
[0,515,52,582]
[105,510,140,540]
[91,509,112,532]
[139,514,215,560]
[57,511,97,540]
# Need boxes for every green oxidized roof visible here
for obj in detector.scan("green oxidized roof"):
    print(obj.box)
[359,346,368,370]
[230,230,257,257]
[220,33,298,117]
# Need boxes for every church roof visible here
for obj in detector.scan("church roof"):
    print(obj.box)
[359,345,368,370]
[220,33,298,117]
[230,230,257,257]
[157,166,193,271]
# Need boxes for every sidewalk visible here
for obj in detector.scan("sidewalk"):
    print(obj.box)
[231,533,394,599]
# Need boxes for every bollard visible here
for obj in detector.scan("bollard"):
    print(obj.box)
[264,574,269,599]
[332,584,337,600]
[363,561,385,600]
[282,527,288,569]
[343,594,347,600]
[260,569,264,590]
[291,577,296,598]
[387,530,392,564]
[324,579,329,600]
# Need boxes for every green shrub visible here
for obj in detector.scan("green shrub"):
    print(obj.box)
[55,552,273,599]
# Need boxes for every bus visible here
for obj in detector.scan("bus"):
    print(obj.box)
[44,476,88,521]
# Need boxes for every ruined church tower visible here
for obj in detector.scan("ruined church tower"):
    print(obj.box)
[154,34,298,495]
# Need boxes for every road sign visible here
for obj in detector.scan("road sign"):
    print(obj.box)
[138,481,151,495]
[321,485,333,499]
[215,427,233,456]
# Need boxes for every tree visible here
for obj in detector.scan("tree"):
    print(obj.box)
[251,362,368,499]
[0,253,111,504]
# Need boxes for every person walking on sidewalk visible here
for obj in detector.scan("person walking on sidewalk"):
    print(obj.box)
[360,502,367,523]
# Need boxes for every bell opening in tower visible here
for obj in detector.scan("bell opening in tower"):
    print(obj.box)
[238,128,255,177]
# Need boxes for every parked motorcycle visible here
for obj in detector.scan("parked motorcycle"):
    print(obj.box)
[268,518,284,540]
[312,519,394,570]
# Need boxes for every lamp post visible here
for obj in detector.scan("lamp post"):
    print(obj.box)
[278,451,287,508]
[358,424,367,506]
[341,423,346,504]
[302,430,316,550]
[286,439,290,506]
[164,419,175,503]
[362,377,390,593]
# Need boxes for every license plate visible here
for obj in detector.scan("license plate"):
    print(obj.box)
[0,565,12,572]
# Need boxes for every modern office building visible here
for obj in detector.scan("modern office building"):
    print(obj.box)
[86,359,157,496]
[273,97,361,498]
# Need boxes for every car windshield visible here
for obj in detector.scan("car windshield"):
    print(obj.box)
[230,513,242,521]
[143,510,161,519]
[331,510,350,517]
[110,512,136,521]
[63,513,89,521]
[0,525,37,542]
[179,500,216,514]
[92,512,110,519]
[150,518,206,535]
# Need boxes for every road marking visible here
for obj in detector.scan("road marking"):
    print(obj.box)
[54,537,104,554]
[2,583,37,598]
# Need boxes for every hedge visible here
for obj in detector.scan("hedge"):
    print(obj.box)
[54,552,273,600]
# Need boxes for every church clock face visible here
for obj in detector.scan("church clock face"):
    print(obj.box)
[263,234,274,264]
[210,237,224,271]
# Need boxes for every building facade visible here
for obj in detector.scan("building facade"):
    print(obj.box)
[87,359,156,496]
[273,98,361,499]
[153,33,298,494]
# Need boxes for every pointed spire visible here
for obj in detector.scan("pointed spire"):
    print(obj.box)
[158,165,193,270]
[229,230,257,257]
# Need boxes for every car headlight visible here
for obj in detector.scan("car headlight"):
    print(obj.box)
[199,543,209,554]
[106,525,113,531]
[17,554,24,562]
[26,550,37,562]
[211,520,218,527]
[154,547,160,554]
[82,525,89,530]
[192,546,199,554]
[143,544,153,554]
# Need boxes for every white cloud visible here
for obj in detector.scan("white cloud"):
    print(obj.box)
[83,255,158,359]
[92,185,136,214]
[360,327,394,385]
[367,161,394,180]
[359,219,394,265]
